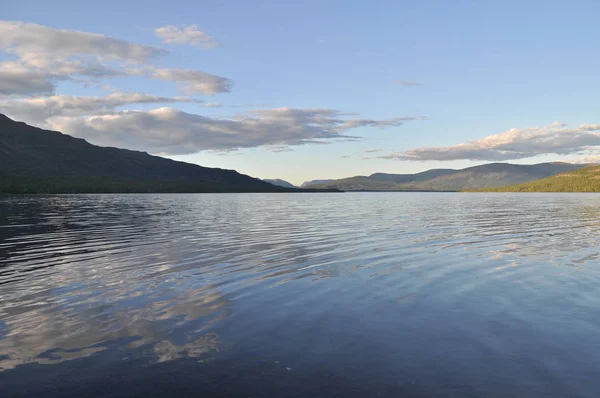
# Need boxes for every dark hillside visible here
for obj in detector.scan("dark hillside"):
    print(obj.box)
[0,114,324,193]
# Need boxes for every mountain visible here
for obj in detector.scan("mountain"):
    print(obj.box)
[263,179,297,188]
[308,162,588,191]
[369,169,456,183]
[470,165,600,192]
[310,169,456,191]
[0,114,332,194]
[301,179,335,187]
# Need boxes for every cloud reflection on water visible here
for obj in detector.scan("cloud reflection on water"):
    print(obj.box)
[2,193,600,373]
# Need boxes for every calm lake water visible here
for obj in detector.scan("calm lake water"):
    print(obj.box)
[1,193,600,397]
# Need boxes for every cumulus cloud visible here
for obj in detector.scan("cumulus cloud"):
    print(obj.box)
[0,21,165,62]
[0,93,203,126]
[46,107,416,154]
[381,122,600,161]
[0,20,420,156]
[0,64,55,96]
[395,80,421,86]
[151,68,232,95]
[0,21,231,96]
[155,25,218,48]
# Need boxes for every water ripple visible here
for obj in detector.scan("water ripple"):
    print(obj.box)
[2,193,600,396]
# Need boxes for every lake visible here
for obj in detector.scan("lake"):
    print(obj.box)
[1,193,600,397]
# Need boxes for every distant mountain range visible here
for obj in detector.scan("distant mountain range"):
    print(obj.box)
[301,179,335,187]
[305,162,588,191]
[471,165,600,192]
[0,114,335,194]
[2,113,590,194]
[263,179,297,188]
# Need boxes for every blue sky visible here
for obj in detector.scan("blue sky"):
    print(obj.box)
[2,0,600,185]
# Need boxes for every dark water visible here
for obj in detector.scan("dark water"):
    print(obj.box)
[1,193,600,397]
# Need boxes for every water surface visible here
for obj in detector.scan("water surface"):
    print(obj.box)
[2,193,600,397]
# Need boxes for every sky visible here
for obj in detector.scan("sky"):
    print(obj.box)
[2,0,600,185]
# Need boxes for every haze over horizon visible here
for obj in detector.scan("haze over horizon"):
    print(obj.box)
[2,0,600,185]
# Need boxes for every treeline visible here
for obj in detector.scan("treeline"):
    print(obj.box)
[0,174,290,194]
[0,173,341,194]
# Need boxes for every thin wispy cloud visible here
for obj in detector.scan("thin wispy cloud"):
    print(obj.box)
[154,25,218,48]
[381,122,600,162]
[267,145,293,153]
[395,80,421,86]
[341,117,424,130]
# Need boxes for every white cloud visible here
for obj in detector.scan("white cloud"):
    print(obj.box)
[0,21,421,157]
[151,68,232,95]
[395,80,421,86]
[46,107,417,154]
[0,93,203,126]
[0,21,232,96]
[155,25,218,48]
[0,21,166,63]
[381,122,600,161]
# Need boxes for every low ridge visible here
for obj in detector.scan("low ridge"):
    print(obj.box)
[263,179,297,188]
[307,162,588,191]
[468,165,600,192]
